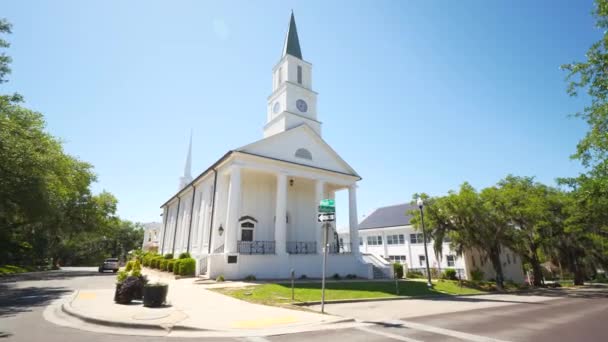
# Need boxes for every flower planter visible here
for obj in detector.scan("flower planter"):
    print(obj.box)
[114,283,122,302]
[143,284,168,307]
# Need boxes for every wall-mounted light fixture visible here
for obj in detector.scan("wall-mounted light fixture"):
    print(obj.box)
[289,179,294,187]
[218,225,224,236]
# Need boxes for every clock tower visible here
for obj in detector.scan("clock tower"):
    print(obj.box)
[264,12,321,138]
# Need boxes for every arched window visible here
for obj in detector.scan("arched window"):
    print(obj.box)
[295,148,312,160]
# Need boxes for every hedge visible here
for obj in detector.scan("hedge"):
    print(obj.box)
[173,259,182,275]
[167,259,176,272]
[178,252,191,259]
[178,258,196,276]
[164,253,173,259]
[160,259,168,271]
[393,263,404,279]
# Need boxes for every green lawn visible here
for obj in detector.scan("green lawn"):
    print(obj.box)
[0,265,32,276]
[214,279,485,306]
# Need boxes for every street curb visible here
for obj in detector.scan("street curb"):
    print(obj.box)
[60,295,207,332]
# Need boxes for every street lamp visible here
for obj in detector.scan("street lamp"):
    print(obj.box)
[417,197,433,288]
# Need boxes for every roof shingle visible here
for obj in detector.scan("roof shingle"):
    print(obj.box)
[358,203,417,230]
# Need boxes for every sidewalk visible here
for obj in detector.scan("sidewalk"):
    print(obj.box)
[60,269,353,337]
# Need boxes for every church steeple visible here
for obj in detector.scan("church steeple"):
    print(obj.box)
[265,12,321,138]
[178,133,193,190]
[282,11,302,59]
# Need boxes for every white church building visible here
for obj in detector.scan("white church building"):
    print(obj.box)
[157,13,372,280]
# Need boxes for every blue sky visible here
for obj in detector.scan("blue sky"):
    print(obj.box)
[2,0,597,225]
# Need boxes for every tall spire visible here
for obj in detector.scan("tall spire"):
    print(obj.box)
[178,132,193,190]
[282,11,302,59]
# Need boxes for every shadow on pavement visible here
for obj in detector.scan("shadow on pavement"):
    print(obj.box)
[512,286,608,300]
[0,284,71,318]
[0,270,114,284]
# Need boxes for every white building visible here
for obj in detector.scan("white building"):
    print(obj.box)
[340,203,526,283]
[156,13,371,280]
[142,222,161,252]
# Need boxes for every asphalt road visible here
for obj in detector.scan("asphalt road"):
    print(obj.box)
[0,268,606,342]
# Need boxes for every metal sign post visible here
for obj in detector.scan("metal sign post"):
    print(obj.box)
[321,222,328,314]
[291,268,295,301]
[318,198,334,315]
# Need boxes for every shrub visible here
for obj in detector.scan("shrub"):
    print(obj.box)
[393,263,404,279]
[442,268,457,280]
[154,256,164,269]
[430,267,441,279]
[116,270,128,283]
[299,274,307,280]
[173,259,183,275]
[332,273,341,280]
[406,270,424,279]
[178,258,195,276]
[178,252,191,259]
[216,275,225,282]
[160,259,168,271]
[132,260,142,277]
[471,269,485,281]
[345,274,357,279]
[167,259,175,273]
[164,253,173,259]
[244,274,256,281]
[115,276,143,304]
[125,261,133,272]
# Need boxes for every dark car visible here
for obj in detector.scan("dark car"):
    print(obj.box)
[98,258,119,273]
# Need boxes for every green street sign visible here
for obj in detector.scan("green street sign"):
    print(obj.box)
[319,199,335,207]
[318,206,335,213]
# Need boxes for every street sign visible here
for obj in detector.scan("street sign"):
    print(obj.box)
[318,213,335,222]
[318,205,335,213]
[319,199,335,207]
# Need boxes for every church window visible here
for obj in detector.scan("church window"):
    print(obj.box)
[295,148,312,160]
[297,65,302,84]
[239,218,255,242]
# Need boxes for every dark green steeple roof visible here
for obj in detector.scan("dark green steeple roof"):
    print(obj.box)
[282,12,302,59]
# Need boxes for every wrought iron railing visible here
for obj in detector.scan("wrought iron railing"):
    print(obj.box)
[287,241,317,254]
[328,242,352,254]
[237,241,275,255]
[213,244,224,254]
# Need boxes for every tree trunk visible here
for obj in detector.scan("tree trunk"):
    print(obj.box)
[572,258,585,285]
[489,250,505,291]
[530,247,544,287]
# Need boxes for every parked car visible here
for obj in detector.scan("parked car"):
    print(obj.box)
[99,258,119,273]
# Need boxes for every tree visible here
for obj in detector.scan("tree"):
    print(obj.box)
[560,0,608,282]
[491,176,553,287]
[410,183,516,290]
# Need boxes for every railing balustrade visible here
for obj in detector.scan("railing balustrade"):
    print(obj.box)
[287,241,317,254]
[237,241,275,255]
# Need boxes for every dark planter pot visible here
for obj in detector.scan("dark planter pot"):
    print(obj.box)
[143,285,168,307]
[114,283,122,302]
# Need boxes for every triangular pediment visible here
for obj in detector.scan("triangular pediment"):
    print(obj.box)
[237,125,359,177]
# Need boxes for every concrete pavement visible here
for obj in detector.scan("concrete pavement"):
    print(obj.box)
[3,268,608,341]
[55,268,357,337]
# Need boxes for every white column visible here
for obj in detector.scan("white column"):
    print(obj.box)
[224,165,242,254]
[315,179,325,253]
[348,184,361,258]
[275,172,288,255]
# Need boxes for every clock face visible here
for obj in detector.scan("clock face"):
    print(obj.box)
[273,101,281,114]
[296,99,308,113]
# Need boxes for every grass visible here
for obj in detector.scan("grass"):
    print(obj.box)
[0,265,33,276]
[213,279,486,306]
